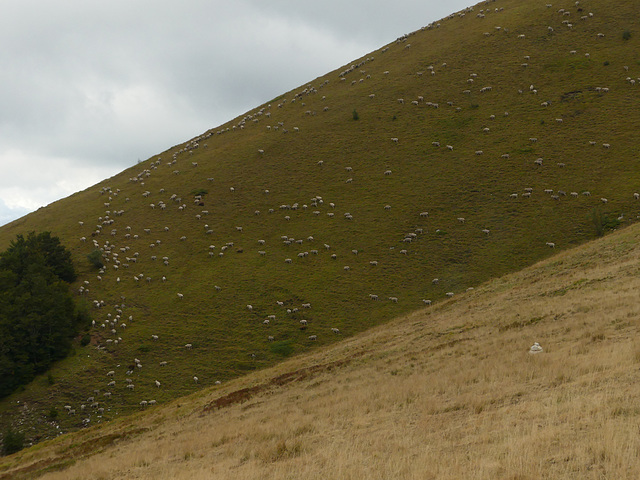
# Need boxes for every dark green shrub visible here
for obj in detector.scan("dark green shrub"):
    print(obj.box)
[352,109,359,120]
[623,30,631,40]
[87,249,104,269]
[270,340,295,357]
[48,407,58,420]
[603,60,610,66]
[591,208,620,236]
[47,373,55,385]
[2,427,25,455]
[190,188,208,197]
[80,334,91,347]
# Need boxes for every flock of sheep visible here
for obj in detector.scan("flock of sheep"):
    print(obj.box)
[60,0,638,426]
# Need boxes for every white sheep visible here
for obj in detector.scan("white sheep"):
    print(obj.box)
[529,342,543,354]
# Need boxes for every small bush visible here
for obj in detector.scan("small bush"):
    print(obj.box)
[47,373,55,385]
[190,188,208,197]
[80,334,91,347]
[48,407,58,420]
[2,427,25,455]
[352,109,359,120]
[603,60,610,66]
[87,249,104,269]
[591,207,620,236]
[623,30,631,40]
[270,340,294,357]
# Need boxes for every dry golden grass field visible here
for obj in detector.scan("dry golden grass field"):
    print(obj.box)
[3,218,640,479]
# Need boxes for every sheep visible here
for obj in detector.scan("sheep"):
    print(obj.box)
[308,335,318,341]
[155,380,161,388]
[185,343,192,349]
[107,370,115,377]
[177,293,184,299]
[193,376,199,384]
[422,299,432,306]
[389,297,399,303]
[529,342,543,354]
[546,242,556,248]
[391,138,399,143]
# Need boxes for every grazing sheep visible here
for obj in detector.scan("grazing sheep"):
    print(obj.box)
[155,380,161,388]
[529,342,543,354]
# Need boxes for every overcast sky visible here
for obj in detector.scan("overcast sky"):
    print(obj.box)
[0,0,472,227]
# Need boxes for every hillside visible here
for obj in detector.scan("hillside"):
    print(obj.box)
[1,0,640,448]
[3,209,640,479]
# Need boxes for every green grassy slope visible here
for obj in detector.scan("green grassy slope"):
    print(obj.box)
[1,0,639,447]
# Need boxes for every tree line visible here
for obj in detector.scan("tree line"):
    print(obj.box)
[0,232,89,399]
